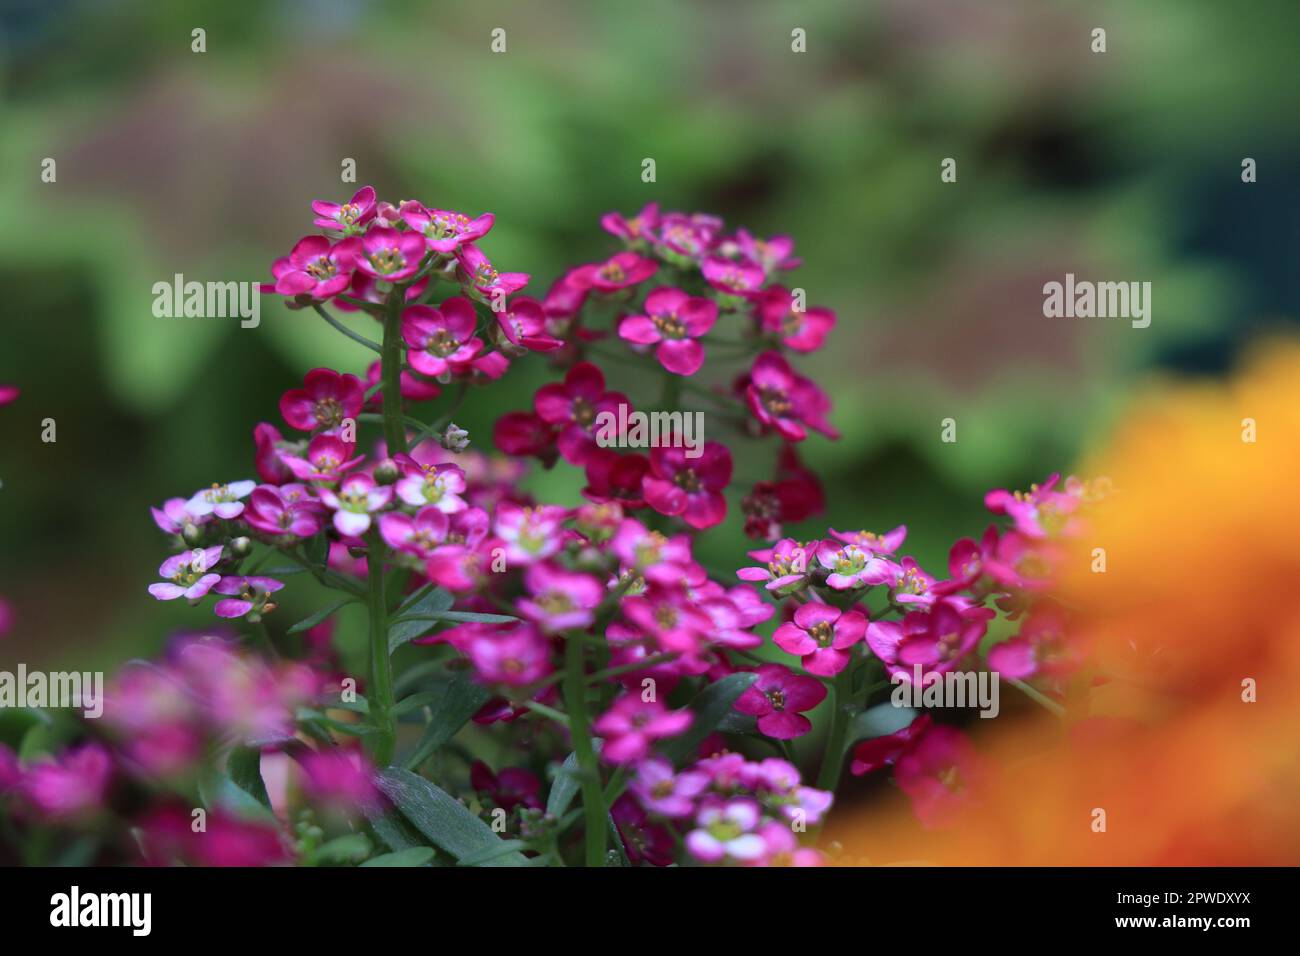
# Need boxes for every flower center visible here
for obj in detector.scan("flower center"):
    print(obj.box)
[765,688,786,711]
[674,469,701,493]
[651,311,687,338]
[537,592,573,615]
[338,202,363,225]
[759,386,791,417]
[368,247,406,275]
[598,262,626,283]
[426,329,462,358]
[314,397,344,427]
[809,621,834,647]
[571,397,596,427]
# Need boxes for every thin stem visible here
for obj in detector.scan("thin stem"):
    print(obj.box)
[380,291,409,455]
[816,668,853,792]
[365,529,396,766]
[563,636,607,867]
[313,304,382,354]
[1009,678,1066,718]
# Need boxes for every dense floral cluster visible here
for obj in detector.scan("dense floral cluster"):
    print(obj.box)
[0,187,1103,866]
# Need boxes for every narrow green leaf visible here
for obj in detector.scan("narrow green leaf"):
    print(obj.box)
[373,768,529,867]
[198,772,278,824]
[387,587,455,652]
[288,598,354,635]
[546,752,583,818]
[360,847,435,867]
[227,745,271,811]
[455,839,529,867]
[305,534,330,567]
[313,833,372,864]
[400,673,489,770]
[661,672,759,765]
[846,703,918,745]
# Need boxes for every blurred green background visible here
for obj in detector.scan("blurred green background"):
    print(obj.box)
[1,0,1296,680]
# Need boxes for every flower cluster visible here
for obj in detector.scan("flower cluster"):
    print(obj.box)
[1,187,1105,867]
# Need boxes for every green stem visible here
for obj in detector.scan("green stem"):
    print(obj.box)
[381,291,409,456]
[563,636,607,866]
[313,304,382,353]
[365,529,396,766]
[1010,678,1066,717]
[816,668,853,792]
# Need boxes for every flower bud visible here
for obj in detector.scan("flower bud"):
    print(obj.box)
[440,422,470,453]
[230,536,253,557]
[374,457,400,485]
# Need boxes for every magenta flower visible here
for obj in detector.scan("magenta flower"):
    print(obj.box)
[150,496,208,536]
[743,351,838,442]
[894,724,983,828]
[866,599,991,678]
[891,556,938,606]
[400,202,494,254]
[267,235,358,299]
[243,484,323,538]
[363,359,442,407]
[933,525,1000,596]
[20,743,112,820]
[601,202,660,243]
[300,749,378,810]
[470,761,542,812]
[312,185,376,234]
[212,576,285,619]
[456,242,529,298]
[253,422,299,484]
[463,624,553,686]
[733,663,827,739]
[611,794,676,867]
[0,384,18,406]
[987,603,1079,680]
[280,368,365,433]
[629,757,709,818]
[148,546,224,601]
[139,805,289,866]
[534,362,630,467]
[850,713,934,776]
[592,695,693,764]
[736,537,816,595]
[831,524,907,555]
[394,461,467,513]
[732,229,800,273]
[685,798,767,863]
[815,540,898,590]
[493,502,568,565]
[982,530,1062,591]
[517,562,603,632]
[318,473,392,537]
[351,225,427,282]
[610,517,701,586]
[654,212,722,261]
[379,506,449,559]
[621,588,714,654]
[985,472,1082,539]
[755,821,823,867]
[575,251,659,292]
[618,287,718,375]
[755,286,834,352]
[773,602,868,676]
[401,298,484,379]
[582,449,650,509]
[185,480,256,520]
[282,433,365,483]
[494,296,563,352]
[701,255,766,298]
[641,440,732,529]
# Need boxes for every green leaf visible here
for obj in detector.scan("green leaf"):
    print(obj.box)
[546,752,583,818]
[410,610,518,625]
[373,768,529,867]
[288,599,354,635]
[227,746,271,811]
[455,839,529,867]
[198,772,278,824]
[360,847,436,867]
[400,672,489,770]
[661,672,759,765]
[363,804,431,854]
[387,587,455,652]
[304,534,330,568]
[846,703,919,745]
[313,833,372,864]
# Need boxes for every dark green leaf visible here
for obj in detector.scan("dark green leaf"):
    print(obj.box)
[455,839,529,867]
[661,672,759,765]
[227,745,271,811]
[305,534,330,567]
[287,598,354,635]
[313,833,372,864]
[846,703,919,745]
[546,752,583,818]
[400,673,489,770]
[360,847,436,867]
[387,587,455,652]
[374,768,529,867]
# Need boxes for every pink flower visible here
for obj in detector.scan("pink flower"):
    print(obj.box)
[611,793,675,866]
[139,804,289,866]
[150,496,208,536]
[253,422,299,484]
[742,351,839,442]
[933,525,1000,596]
[982,530,1062,591]
[582,449,650,509]
[629,757,709,818]
[891,556,937,606]
[0,597,11,640]
[618,287,718,375]
[831,524,907,555]
[379,506,449,559]
[400,202,494,254]
[865,599,991,678]
[601,202,660,244]
[267,235,358,299]
[463,624,553,686]
[894,724,983,828]
[312,185,376,234]
[401,299,484,378]
[610,518,702,586]
[470,761,542,811]
[243,484,323,538]
[212,576,285,619]
[517,562,603,632]
[363,359,442,407]
[755,821,823,867]
[493,502,568,564]
[574,251,659,292]
[592,695,693,764]
[21,743,112,819]
[494,296,563,352]
[621,588,715,654]
[279,368,365,433]
[186,480,256,520]
[732,229,800,273]
[533,362,631,466]
[282,433,365,483]
[148,546,224,601]
[701,255,766,298]
[850,713,934,776]
[653,212,722,261]
[0,384,18,406]
[642,440,732,529]
[773,602,867,676]
[987,603,1080,680]
[456,242,529,297]
[736,537,816,595]
[351,226,427,282]
[815,540,898,590]
[985,473,1082,539]
[733,663,827,739]
[685,798,767,863]
[300,749,378,810]
[318,473,392,537]
[392,459,467,514]
[753,285,833,352]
